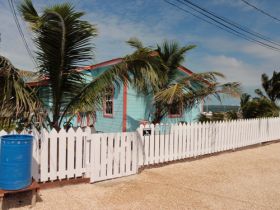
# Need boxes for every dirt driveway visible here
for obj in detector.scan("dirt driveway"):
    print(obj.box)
[4,142,280,210]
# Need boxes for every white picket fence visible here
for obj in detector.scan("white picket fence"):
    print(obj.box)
[0,117,280,183]
[137,117,280,166]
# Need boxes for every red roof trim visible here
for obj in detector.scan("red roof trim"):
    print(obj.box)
[177,66,193,75]
[76,58,123,72]
[27,80,49,87]
[27,58,123,87]
[27,58,195,87]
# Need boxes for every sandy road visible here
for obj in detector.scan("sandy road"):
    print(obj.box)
[4,142,280,210]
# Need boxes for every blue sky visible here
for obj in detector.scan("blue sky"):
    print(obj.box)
[1,0,280,105]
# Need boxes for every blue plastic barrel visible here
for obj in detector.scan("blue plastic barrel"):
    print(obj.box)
[0,134,33,190]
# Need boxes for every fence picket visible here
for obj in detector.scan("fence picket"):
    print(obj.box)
[92,134,101,181]
[40,129,49,182]
[31,129,40,181]
[173,123,179,160]
[132,132,138,174]
[107,134,114,179]
[204,122,210,154]
[182,123,187,158]
[126,133,133,174]
[137,125,144,166]
[113,133,121,177]
[67,128,75,179]
[186,123,191,157]
[58,129,67,180]
[160,124,165,163]
[144,124,150,165]
[75,128,83,177]
[100,134,107,178]
[164,125,170,161]
[197,123,201,156]
[169,124,174,160]
[154,124,160,164]
[193,123,198,157]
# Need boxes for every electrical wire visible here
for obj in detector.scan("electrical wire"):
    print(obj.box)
[8,0,37,67]
[164,0,280,52]
[240,0,280,23]
[178,0,280,49]
[163,0,280,52]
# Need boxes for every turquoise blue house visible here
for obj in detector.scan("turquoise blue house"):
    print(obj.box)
[27,58,203,133]
[76,58,202,133]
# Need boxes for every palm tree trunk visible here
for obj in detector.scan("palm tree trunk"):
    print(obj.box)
[152,103,165,124]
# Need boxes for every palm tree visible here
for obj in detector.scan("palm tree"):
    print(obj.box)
[240,93,251,109]
[0,55,42,130]
[127,38,241,123]
[19,0,164,130]
[255,72,280,103]
[152,40,196,123]
[241,96,279,118]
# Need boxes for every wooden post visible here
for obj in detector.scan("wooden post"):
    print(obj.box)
[0,196,3,210]
[31,189,37,207]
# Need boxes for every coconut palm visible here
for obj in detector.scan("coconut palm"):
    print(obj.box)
[241,96,279,118]
[154,41,241,123]
[19,0,164,129]
[255,72,280,103]
[127,38,241,123]
[240,93,251,109]
[0,55,42,130]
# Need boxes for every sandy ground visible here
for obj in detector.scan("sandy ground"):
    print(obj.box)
[3,142,280,210]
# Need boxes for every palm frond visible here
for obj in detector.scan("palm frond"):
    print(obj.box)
[19,0,97,128]
[127,37,144,50]
[64,48,167,123]
[258,72,280,102]
[154,73,241,117]
[0,55,43,127]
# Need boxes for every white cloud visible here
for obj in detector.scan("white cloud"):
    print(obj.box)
[86,12,176,62]
[202,55,263,87]
[241,44,280,62]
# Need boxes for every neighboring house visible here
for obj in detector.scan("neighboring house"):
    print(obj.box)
[27,58,203,133]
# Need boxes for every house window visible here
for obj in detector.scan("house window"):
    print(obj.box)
[168,103,182,118]
[103,87,114,117]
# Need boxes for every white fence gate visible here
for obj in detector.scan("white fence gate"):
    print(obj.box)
[90,132,138,182]
[0,117,280,183]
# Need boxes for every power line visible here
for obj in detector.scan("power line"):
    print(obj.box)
[178,0,280,49]
[240,0,280,23]
[163,0,280,51]
[8,0,37,67]
[164,0,280,52]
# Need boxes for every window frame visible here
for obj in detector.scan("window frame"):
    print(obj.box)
[103,87,114,118]
[168,103,183,118]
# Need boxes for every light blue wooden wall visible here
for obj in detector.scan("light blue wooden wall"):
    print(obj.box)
[126,86,153,131]
[94,83,124,133]
[85,66,124,133]
[126,88,201,131]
